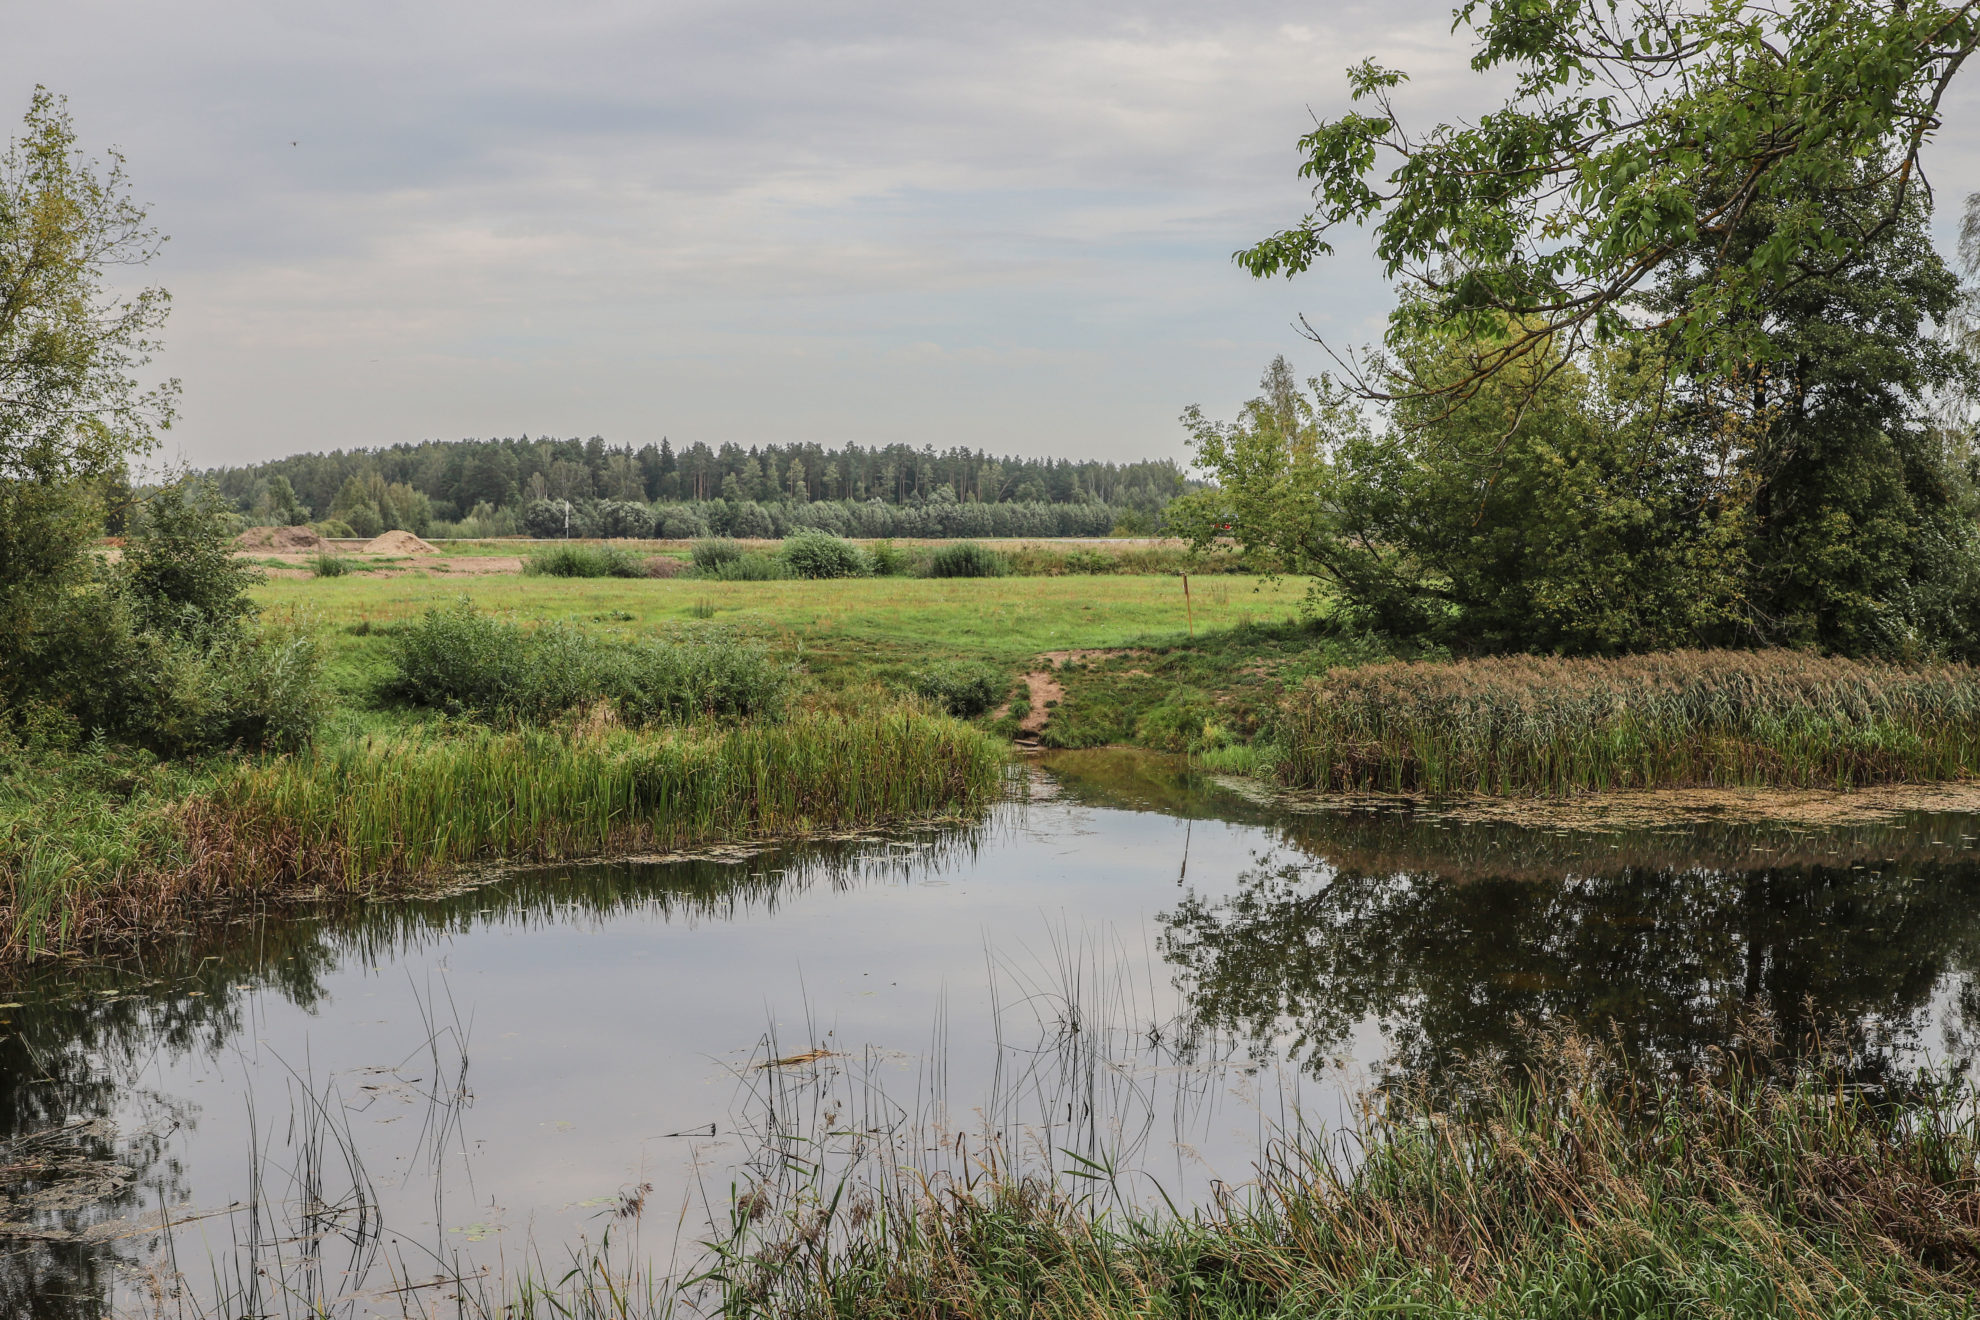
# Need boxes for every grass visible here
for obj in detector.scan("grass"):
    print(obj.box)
[1282,650,1980,795]
[709,1019,1980,1320]
[0,707,1006,958]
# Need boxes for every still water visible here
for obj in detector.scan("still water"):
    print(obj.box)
[7,750,1980,1316]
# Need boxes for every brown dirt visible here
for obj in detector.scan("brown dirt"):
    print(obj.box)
[236,525,325,551]
[1011,670,1064,745]
[362,530,439,555]
[1039,648,1143,669]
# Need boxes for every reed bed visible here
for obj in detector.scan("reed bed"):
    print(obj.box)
[1280,649,1980,795]
[0,708,1006,958]
[714,1019,1980,1319]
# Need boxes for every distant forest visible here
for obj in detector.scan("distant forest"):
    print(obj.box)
[205,436,1188,539]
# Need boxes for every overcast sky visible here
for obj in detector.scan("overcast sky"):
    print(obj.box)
[9,2,1979,470]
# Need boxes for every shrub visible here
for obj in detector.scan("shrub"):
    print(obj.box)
[308,552,349,578]
[691,539,744,571]
[866,540,913,576]
[522,499,574,539]
[926,541,1008,578]
[781,532,868,579]
[911,661,1005,718]
[654,506,709,539]
[379,602,797,725]
[590,500,654,539]
[522,543,647,578]
[311,519,357,539]
[643,556,686,579]
[704,552,791,581]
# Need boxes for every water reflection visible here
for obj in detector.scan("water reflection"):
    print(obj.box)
[5,754,1980,1316]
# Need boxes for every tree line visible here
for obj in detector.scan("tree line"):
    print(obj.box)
[203,437,1189,539]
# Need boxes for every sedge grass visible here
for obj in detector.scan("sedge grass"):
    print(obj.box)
[714,1017,1980,1320]
[0,707,1006,958]
[1282,649,1980,795]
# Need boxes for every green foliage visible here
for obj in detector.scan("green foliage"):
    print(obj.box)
[379,602,797,725]
[522,543,647,579]
[865,539,912,576]
[122,479,258,633]
[779,531,868,579]
[0,708,1007,956]
[704,552,792,581]
[925,541,1007,578]
[910,661,1004,718]
[308,552,349,578]
[1240,0,1980,394]
[691,538,743,571]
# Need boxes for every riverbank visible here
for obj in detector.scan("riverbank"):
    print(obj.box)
[0,707,1006,960]
[699,1022,1980,1320]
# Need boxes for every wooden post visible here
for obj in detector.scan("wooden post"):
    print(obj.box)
[1183,573,1193,638]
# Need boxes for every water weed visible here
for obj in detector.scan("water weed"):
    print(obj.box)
[0,708,1007,957]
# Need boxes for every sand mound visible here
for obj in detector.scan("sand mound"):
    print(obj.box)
[237,525,326,551]
[362,530,439,555]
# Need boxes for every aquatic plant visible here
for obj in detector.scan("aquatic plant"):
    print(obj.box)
[1280,649,1980,794]
[714,1018,1980,1319]
[0,707,1008,956]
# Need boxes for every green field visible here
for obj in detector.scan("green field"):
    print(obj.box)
[256,572,1318,731]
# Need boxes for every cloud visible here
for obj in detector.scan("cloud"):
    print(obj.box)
[7,0,1976,468]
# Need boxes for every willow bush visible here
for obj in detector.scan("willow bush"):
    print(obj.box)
[1280,650,1980,794]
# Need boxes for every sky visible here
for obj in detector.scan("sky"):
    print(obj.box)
[8,1,1979,471]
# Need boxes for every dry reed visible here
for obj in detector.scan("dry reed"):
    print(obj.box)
[1280,649,1980,795]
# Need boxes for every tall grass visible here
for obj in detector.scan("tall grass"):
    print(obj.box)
[380,602,797,724]
[0,709,1007,957]
[716,1019,1980,1319]
[1281,649,1980,794]
[523,542,650,577]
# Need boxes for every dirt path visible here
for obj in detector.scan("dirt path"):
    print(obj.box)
[1013,669,1064,746]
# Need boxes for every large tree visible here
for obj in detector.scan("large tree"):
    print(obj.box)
[1242,0,1979,401]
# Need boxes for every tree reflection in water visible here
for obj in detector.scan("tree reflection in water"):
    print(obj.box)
[1160,808,1980,1086]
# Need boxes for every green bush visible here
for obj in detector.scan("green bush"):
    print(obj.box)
[866,540,913,576]
[691,539,744,571]
[704,552,791,581]
[309,552,349,578]
[780,532,869,579]
[12,478,325,756]
[926,541,1008,578]
[522,543,647,578]
[379,602,797,724]
[911,661,1005,718]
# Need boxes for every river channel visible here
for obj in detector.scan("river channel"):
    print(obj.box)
[7,749,1980,1316]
